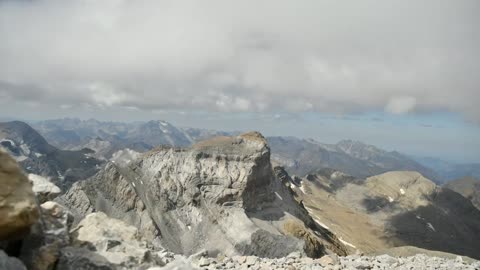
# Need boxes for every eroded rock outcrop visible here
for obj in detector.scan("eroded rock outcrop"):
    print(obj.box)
[59,132,348,258]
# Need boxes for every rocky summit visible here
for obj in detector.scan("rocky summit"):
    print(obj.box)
[59,132,348,258]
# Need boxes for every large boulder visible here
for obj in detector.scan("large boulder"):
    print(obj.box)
[0,150,38,240]
[59,132,347,258]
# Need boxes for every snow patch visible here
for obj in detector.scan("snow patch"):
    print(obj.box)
[132,182,136,188]
[339,237,357,249]
[312,217,330,230]
[299,183,307,194]
[20,144,31,155]
[400,188,405,195]
[274,192,283,201]
[159,121,168,127]
[304,206,330,229]
[427,222,436,232]
[34,152,43,157]
[388,196,394,203]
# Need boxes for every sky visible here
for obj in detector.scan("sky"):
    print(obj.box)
[0,0,479,162]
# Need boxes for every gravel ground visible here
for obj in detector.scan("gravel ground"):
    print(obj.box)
[155,253,480,270]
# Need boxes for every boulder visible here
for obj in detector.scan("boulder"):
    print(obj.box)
[0,150,38,240]
[19,201,73,270]
[56,247,116,270]
[29,174,61,203]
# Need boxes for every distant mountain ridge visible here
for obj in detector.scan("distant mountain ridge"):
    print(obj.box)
[31,118,229,159]
[267,136,441,183]
[413,156,480,181]
[29,118,477,182]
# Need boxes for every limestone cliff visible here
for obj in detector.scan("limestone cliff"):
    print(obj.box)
[58,132,347,258]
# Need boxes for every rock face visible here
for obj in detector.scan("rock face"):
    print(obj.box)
[291,170,480,259]
[0,150,38,240]
[59,132,348,258]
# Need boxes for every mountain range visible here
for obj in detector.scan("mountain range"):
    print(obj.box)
[27,118,479,183]
[1,121,480,269]
[267,136,441,183]
[413,156,480,181]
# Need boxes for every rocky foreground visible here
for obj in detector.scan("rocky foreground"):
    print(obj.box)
[158,253,480,270]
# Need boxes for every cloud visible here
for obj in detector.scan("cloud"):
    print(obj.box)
[385,96,417,115]
[0,0,479,120]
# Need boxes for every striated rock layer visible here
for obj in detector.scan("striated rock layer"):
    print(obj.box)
[58,132,347,258]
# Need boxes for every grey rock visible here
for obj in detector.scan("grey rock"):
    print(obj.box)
[19,201,73,270]
[29,173,61,203]
[71,212,164,268]
[60,132,348,258]
[57,246,116,270]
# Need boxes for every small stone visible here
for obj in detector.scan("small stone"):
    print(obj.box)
[318,255,338,267]
[198,257,211,267]
[233,256,247,264]
[246,256,258,266]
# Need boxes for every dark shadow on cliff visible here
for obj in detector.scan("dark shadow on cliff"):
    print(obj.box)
[362,195,399,213]
[383,188,480,259]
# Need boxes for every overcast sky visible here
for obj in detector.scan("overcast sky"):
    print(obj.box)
[0,0,479,162]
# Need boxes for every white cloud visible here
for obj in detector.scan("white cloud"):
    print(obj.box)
[385,96,417,115]
[0,0,479,120]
